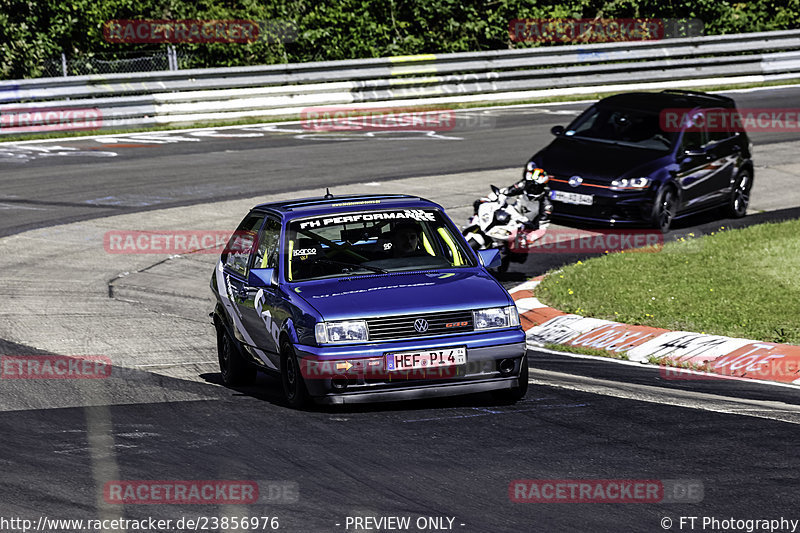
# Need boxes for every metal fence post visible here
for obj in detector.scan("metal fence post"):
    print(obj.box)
[61,53,68,77]
[167,46,178,71]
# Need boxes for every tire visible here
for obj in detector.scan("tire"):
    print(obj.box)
[493,354,529,403]
[728,170,752,218]
[280,342,309,409]
[217,324,257,386]
[652,186,677,233]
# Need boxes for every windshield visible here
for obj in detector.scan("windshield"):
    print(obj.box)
[564,105,676,150]
[285,208,476,281]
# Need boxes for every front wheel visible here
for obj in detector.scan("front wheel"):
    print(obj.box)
[652,186,677,233]
[728,170,752,218]
[281,342,309,409]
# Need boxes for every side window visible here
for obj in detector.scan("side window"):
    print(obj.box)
[253,217,281,270]
[707,107,738,143]
[681,112,709,151]
[224,212,265,277]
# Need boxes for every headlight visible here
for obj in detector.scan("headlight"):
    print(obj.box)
[610,177,650,190]
[494,210,511,224]
[315,320,368,344]
[473,306,520,330]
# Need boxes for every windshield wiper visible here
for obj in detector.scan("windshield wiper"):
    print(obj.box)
[311,258,388,274]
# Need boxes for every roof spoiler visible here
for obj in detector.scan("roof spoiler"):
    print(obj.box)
[660,89,735,106]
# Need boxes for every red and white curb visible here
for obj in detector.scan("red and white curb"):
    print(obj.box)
[511,276,800,386]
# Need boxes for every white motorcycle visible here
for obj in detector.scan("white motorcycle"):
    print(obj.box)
[463,184,550,274]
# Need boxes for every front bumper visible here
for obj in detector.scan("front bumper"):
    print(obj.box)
[549,186,655,225]
[294,330,526,403]
[315,375,522,405]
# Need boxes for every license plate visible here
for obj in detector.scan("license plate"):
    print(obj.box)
[386,347,466,371]
[551,190,593,205]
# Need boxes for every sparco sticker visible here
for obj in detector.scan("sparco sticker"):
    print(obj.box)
[299,210,436,230]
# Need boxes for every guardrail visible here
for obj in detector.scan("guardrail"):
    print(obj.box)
[2,29,800,134]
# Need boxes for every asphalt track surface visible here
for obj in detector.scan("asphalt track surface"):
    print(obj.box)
[1,87,800,532]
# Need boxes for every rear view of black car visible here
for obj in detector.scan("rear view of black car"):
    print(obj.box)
[527,90,754,231]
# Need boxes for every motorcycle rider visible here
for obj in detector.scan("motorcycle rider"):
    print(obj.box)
[474,164,552,230]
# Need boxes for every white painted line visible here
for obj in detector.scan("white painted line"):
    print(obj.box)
[533,368,800,424]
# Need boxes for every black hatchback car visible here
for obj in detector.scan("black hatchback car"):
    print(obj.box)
[526,90,754,231]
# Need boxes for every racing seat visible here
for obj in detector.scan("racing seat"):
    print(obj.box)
[289,238,326,280]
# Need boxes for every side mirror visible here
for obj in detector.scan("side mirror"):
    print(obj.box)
[490,184,500,195]
[477,248,502,268]
[248,268,277,287]
[551,125,565,136]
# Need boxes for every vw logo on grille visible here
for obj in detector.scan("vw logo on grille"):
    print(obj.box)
[568,175,583,188]
[413,319,429,333]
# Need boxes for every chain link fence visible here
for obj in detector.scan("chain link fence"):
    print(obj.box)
[39,48,193,78]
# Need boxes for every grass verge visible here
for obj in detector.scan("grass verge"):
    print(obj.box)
[537,219,800,345]
[544,343,629,360]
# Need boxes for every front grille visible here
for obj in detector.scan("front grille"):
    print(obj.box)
[366,310,473,341]
[553,199,646,221]
[551,175,610,189]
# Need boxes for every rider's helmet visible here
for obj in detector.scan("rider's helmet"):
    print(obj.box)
[524,161,549,185]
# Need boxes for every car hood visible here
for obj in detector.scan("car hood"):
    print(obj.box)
[294,270,512,320]
[535,137,668,181]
